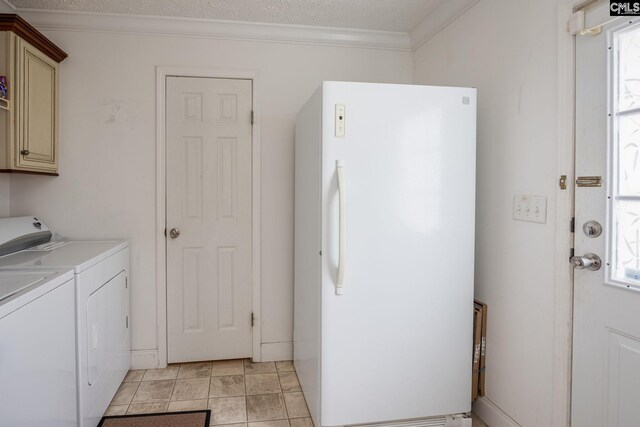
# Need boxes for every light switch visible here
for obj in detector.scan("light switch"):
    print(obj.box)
[513,195,547,224]
[335,104,345,138]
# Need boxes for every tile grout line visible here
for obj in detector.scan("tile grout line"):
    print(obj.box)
[206,371,212,413]
[126,377,143,414]
[165,372,178,413]
[244,365,249,424]
[278,371,290,420]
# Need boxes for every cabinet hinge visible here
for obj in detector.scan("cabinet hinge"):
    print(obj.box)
[251,111,255,125]
[126,315,129,329]
[570,217,575,233]
[251,312,255,327]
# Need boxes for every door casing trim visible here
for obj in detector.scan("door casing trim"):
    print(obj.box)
[552,1,601,426]
[550,3,578,427]
[155,66,262,366]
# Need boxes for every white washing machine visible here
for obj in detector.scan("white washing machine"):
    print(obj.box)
[0,268,78,427]
[0,217,131,427]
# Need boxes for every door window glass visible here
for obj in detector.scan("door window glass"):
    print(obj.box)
[611,24,640,287]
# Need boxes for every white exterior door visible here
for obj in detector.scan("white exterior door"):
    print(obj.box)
[166,76,253,363]
[572,3,640,426]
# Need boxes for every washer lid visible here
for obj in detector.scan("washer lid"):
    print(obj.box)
[0,269,75,318]
[0,240,129,273]
[0,275,46,301]
[0,216,52,257]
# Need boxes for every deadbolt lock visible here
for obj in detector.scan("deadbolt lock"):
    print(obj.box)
[583,220,602,238]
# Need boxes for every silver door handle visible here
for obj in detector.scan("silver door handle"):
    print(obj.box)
[570,253,602,271]
[169,228,180,239]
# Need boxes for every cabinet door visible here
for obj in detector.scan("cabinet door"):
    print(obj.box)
[15,37,58,172]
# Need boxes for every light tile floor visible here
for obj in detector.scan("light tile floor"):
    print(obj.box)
[107,359,488,427]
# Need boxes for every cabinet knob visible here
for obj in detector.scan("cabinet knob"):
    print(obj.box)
[20,149,29,156]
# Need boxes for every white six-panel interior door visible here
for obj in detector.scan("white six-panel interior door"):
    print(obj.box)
[166,76,253,363]
[572,2,640,425]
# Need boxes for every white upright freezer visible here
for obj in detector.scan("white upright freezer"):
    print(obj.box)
[294,82,476,427]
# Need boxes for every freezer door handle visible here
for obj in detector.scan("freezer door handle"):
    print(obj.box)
[336,160,346,295]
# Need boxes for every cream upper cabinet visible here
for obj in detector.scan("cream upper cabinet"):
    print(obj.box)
[0,14,67,175]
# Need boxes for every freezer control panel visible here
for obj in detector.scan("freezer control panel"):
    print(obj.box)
[335,104,345,138]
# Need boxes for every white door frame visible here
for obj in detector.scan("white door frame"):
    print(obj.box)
[155,66,262,367]
[552,1,601,426]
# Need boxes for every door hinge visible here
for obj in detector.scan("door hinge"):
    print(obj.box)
[126,315,129,329]
[570,217,575,233]
[570,247,575,260]
[251,111,254,125]
[251,312,255,327]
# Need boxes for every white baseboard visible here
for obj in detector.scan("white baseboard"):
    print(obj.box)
[132,344,291,367]
[473,397,521,427]
[131,349,161,369]
[260,341,293,361]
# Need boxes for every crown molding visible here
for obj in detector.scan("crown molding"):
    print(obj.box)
[410,0,481,51]
[0,14,67,61]
[5,0,481,52]
[11,8,412,51]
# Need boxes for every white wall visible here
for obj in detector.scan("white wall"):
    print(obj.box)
[9,24,412,363]
[412,0,560,426]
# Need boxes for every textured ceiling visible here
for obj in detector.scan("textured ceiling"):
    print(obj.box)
[4,0,445,32]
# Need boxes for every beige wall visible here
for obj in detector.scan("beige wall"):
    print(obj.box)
[0,2,12,215]
[0,176,8,217]
[412,0,560,426]
[8,27,412,363]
